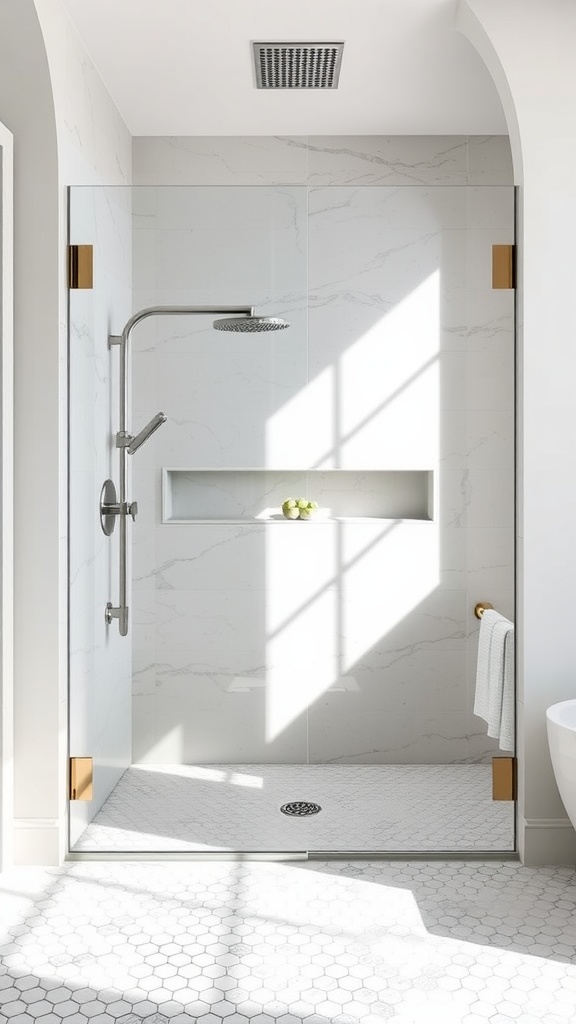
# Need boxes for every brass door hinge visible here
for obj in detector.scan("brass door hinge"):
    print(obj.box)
[69,757,93,801]
[492,244,515,289]
[492,756,516,801]
[68,244,93,289]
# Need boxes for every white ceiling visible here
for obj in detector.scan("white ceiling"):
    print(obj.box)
[60,0,507,137]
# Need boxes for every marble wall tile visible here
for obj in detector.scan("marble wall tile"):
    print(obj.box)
[308,707,498,764]
[345,648,470,713]
[467,135,515,184]
[466,186,515,230]
[440,410,468,469]
[439,351,467,409]
[131,470,157,592]
[467,411,515,469]
[155,523,268,589]
[466,527,515,617]
[439,469,472,530]
[466,470,515,530]
[439,526,467,589]
[132,136,310,186]
[302,137,470,186]
[154,185,308,234]
[58,17,131,186]
[133,136,513,190]
[132,649,156,696]
[467,333,515,411]
[133,646,308,763]
[153,589,268,653]
[340,587,468,663]
[129,163,514,770]
[131,590,157,653]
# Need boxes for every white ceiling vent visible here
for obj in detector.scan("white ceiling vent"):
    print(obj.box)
[253,42,344,89]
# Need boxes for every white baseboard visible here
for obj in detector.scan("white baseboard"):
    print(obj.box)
[13,818,63,865]
[519,817,576,866]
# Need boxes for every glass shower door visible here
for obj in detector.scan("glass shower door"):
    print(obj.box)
[69,182,514,855]
[303,184,515,851]
[69,185,311,853]
[68,186,133,849]
[126,186,310,851]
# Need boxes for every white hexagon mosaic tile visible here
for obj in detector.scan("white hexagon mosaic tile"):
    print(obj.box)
[71,765,513,852]
[0,860,576,1024]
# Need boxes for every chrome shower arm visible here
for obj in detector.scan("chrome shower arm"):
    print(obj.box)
[118,305,255,345]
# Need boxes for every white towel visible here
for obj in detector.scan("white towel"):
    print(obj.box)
[474,608,515,751]
[474,609,500,722]
[499,628,515,752]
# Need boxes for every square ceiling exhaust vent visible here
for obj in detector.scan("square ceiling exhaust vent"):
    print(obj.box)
[253,42,344,89]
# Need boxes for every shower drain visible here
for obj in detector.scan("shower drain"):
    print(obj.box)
[280,801,322,816]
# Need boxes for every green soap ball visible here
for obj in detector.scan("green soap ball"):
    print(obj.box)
[284,507,300,519]
[299,507,312,520]
[308,501,319,510]
[297,498,308,509]
[282,498,297,511]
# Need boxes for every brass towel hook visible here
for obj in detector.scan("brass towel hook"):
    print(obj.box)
[475,602,494,620]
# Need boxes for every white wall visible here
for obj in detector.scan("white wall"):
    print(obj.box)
[131,137,515,779]
[34,0,132,862]
[0,0,131,865]
[0,0,61,867]
[459,0,576,865]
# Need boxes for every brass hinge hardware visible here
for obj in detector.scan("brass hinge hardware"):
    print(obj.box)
[69,757,93,801]
[492,244,515,289]
[68,244,93,289]
[492,756,516,801]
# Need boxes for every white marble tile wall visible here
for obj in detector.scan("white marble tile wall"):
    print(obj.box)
[68,187,133,846]
[133,135,513,187]
[130,137,514,771]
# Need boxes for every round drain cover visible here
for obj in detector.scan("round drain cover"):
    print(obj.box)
[280,801,322,816]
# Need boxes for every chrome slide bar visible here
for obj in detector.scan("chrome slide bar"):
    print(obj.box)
[105,306,254,636]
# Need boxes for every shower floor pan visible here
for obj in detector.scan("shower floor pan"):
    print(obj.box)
[71,763,514,853]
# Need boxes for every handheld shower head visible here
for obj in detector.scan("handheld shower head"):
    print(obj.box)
[213,315,290,333]
[127,411,167,455]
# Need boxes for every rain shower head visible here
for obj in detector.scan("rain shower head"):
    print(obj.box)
[213,315,290,333]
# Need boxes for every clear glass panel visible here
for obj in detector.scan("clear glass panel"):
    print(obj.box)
[303,185,515,851]
[68,186,133,848]
[69,184,514,854]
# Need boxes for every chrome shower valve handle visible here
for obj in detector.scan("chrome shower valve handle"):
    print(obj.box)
[100,479,138,537]
[101,499,138,520]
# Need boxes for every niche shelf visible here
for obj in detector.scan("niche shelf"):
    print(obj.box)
[162,468,434,524]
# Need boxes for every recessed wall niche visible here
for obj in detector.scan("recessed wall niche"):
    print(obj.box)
[162,468,434,523]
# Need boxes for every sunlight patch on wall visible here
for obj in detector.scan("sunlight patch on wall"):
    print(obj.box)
[266,588,339,742]
[339,272,440,468]
[341,521,439,671]
[265,365,336,468]
[265,272,441,742]
[142,726,184,762]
